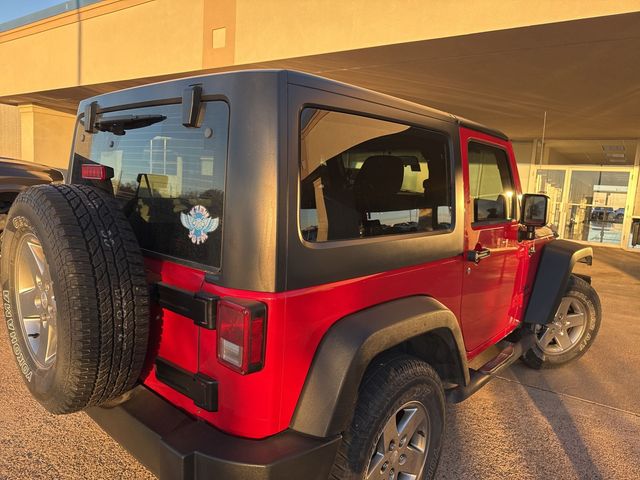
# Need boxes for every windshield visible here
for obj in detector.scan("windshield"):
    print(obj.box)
[71,101,229,271]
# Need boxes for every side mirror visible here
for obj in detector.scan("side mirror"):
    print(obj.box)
[520,193,549,240]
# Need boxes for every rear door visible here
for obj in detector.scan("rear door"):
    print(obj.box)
[459,128,526,354]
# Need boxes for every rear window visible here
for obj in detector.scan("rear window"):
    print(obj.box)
[72,101,229,270]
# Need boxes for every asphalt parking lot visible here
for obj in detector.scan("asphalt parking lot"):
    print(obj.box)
[1,246,639,479]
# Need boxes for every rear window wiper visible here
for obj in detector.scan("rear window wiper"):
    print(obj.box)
[93,114,167,136]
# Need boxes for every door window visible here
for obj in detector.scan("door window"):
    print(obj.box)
[468,142,515,223]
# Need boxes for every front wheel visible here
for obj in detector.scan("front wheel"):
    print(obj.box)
[522,275,601,369]
[330,354,445,480]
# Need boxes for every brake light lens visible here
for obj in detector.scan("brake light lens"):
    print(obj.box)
[81,164,107,180]
[216,298,266,374]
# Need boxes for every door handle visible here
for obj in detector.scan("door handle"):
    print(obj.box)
[467,247,491,264]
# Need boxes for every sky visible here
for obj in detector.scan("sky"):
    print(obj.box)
[0,1,73,24]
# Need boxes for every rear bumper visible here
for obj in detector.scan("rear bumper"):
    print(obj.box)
[86,386,340,480]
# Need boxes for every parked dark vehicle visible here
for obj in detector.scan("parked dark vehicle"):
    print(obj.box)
[590,206,625,223]
[0,71,601,480]
[0,157,64,231]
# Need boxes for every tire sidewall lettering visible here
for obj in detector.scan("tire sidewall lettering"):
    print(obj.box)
[3,288,33,382]
[10,215,31,232]
[3,215,37,384]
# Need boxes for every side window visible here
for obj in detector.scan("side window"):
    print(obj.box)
[468,142,515,223]
[299,108,452,242]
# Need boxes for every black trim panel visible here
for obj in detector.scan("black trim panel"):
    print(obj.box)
[87,386,340,480]
[155,358,218,412]
[73,71,285,292]
[153,282,218,330]
[523,239,593,325]
[284,84,465,290]
[71,70,504,293]
[456,116,509,140]
[290,296,467,438]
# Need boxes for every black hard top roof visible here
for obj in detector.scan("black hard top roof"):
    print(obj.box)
[79,69,508,141]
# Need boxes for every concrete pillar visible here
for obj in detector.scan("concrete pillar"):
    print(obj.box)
[18,104,76,169]
[0,104,21,159]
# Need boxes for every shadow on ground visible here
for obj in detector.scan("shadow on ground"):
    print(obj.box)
[438,247,640,479]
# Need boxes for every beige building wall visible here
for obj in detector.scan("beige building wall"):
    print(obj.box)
[18,105,76,170]
[233,0,640,64]
[0,104,21,159]
[2,0,640,97]
[0,0,207,97]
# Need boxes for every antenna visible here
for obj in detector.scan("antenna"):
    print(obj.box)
[539,111,547,166]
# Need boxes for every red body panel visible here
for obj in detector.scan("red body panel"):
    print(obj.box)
[142,256,463,439]
[140,126,544,440]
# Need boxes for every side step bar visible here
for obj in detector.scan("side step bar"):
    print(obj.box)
[446,330,536,403]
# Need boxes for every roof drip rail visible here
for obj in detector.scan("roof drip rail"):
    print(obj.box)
[182,84,203,128]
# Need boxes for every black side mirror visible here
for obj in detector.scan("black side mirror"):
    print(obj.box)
[520,193,549,240]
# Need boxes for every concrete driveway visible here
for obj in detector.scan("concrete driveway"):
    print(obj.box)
[1,247,638,479]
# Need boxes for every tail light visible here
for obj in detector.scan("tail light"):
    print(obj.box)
[81,164,108,180]
[216,298,266,374]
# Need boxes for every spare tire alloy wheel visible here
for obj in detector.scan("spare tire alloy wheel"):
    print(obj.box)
[1,184,150,414]
[13,232,57,369]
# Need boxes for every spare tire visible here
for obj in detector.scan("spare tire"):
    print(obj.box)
[1,184,149,414]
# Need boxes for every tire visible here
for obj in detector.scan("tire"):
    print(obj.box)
[1,184,149,414]
[330,354,445,480]
[522,275,601,369]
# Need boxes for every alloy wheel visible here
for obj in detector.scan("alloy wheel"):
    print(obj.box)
[13,233,58,368]
[366,400,430,480]
[536,295,588,355]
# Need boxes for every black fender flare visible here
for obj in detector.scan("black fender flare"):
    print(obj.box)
[523,239,593,325]
[289,296,467,438]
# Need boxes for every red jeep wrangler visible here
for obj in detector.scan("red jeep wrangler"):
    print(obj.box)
[1,70,600,480]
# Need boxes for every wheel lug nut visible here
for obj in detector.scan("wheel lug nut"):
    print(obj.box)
[399,454,406,465]
[389,440,396,451]
[389,468,395,480]
[399,435,407,447]
[381,461,389,472]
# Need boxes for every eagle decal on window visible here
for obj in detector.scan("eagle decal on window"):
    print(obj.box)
[180,205,219,245]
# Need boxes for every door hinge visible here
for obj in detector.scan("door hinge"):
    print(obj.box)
[155,358,218,412]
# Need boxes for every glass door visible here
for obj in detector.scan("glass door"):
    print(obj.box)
[534,169,566,232]
[532,167,633,247]
[564,170,630,245]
